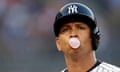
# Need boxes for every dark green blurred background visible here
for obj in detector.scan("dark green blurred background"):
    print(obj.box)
[0,0,120,72]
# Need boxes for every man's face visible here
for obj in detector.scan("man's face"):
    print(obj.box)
[56,22,93,56]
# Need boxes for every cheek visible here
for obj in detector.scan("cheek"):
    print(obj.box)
[81,30,91,40]
[58,37,69,51]
[59,38,68,47]
[80,32,92,46]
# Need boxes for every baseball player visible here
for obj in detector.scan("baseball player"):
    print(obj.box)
[53,3,120,72]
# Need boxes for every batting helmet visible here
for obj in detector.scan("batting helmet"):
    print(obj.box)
[53,3,100,50]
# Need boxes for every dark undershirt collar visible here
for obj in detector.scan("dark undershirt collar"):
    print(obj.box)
[87,60,101,72]
[64,60,101,72]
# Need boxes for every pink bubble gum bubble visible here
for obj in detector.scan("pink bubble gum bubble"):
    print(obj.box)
[69,37,80,49]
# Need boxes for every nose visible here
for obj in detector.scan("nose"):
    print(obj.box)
[70,29,78,38]
[70,34,78,38]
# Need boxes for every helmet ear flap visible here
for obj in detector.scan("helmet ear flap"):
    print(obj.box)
[91,27,100,50]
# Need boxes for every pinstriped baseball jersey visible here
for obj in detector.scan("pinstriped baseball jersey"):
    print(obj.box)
[91,62,120,72]
[61,61,120,72]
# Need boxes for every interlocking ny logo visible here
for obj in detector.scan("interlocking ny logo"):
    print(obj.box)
[68,5,78,14]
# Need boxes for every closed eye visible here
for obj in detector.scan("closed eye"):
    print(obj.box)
[60,26,70,33]
[77,25,86,30]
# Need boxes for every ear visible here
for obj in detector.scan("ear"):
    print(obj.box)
[56,37,62,51]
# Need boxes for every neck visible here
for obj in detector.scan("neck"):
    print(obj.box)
[64,51,96,72]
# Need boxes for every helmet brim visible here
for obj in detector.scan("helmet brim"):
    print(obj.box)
[54,14,96,37]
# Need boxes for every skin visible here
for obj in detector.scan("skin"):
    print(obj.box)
[56,22,96,72]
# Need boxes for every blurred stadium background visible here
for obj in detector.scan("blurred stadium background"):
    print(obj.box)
[0,0,120,72]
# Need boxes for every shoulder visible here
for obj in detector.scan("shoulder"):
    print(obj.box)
[91,62,120,72]
[60,62,120,72]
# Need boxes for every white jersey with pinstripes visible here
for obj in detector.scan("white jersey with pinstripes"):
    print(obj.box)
[61,62,120,72]
[90,62,120,72]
